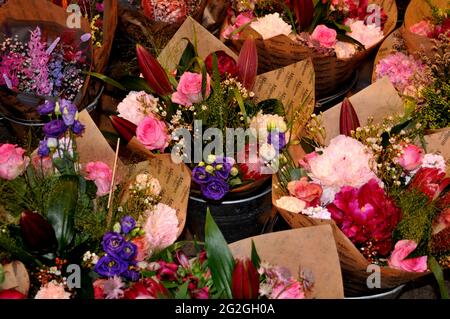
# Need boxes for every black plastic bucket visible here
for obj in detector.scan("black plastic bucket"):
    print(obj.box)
[187,184,272,243]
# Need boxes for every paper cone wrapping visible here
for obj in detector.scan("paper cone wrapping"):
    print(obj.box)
[272,79,445,294]
[76,111,191,236]
[402,0,449,59]
[229,0,397,98]
[117,0,207,53]
[94,0,118,73]
[0,0,92,120]
[229,225,344,298]
[127,17,316,196]
[0,261,29,296]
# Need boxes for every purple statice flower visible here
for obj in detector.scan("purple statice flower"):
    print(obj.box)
[60,99,77,126]
[102,232,125,258]
[117,242,137,261]
[268,131,287,152]
[38,139,50,157]
[48,53,64,92]
[43,119,67,138]
[201,176,230,201]
[37,100,55,115]
[71,120,85,135]
[121,216,136,234]
[192,166,212,184]
[122,270,140,282]
[26,27,52,96]
[94,255,129,277]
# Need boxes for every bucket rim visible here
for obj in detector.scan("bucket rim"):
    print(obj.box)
[189,184,272,205]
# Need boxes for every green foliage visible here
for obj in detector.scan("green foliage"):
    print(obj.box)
[429,256,449,299]
[205,209,235,298]
[393,190,438,256]
[0,264,4,284]
[251,240,261,269]
[416,81,450,130]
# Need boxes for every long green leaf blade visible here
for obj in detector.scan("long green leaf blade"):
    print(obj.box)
[251,240,261,269]
[87,72,127,91]
[429,256,449,299]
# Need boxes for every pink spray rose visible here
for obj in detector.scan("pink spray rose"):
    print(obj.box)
[85,161,113,197]
[287,177,323,208]
[388,240,428,272]
[0,144,29,180]
[311,25,337,49]
[397,144,424,171]
[172,72,211,107]
[136,115,170,152]
[410,20,434,37]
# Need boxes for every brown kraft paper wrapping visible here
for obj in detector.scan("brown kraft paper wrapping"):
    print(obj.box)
[94,0,118,73]
[229,225,344,299]
[0,261,29,296]
[272,79,440,294]
[230,0,397,98]
[402,0,449,59]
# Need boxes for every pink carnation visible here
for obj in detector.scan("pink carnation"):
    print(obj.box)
[311,25,337,49]
[34,282,71,299]
[144,203,179,255]
[172,72,211,107]
[388,240,428,272]
[0,144,29,180]
[85,161,113,197]
[136,115,170,152]
[117,91,159,126]
[397,144,424,171]
[410,20,434,37]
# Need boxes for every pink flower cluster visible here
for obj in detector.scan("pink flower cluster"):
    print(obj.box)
[85,161,114,197]
[410,18,450,38]
[0,144,29,180]
[258,264,306,299]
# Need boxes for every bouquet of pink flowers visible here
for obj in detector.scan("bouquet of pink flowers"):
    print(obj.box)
[274,97,450,296]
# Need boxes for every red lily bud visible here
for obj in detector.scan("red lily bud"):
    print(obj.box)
[409,168,450,202]
[19,211,57,253]
[290,0,314,31]
[339,98,360,136]
[0,289,27,299]
[237,38,258,90]
[136,44,173,96]
[110,115,137,143]
[231,258,260,299]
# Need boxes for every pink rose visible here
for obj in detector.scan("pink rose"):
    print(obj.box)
[0,144,29,180]
[299,151,318,171]
[172,72,211,107]
[311,25,337,49]
[136,115,170,151]
[410,20,434,37]
[85,161,113,197]
[388,240,428,272]
[287,177,323,208]
[397,144,424,171]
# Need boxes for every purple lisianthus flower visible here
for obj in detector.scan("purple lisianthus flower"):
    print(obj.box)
[122,270,140,282]
[71,120,85,135]
[268,131,287,152]
[117,242,138,261]
[192,166,212,184]
[37,100,55,115]
[38,139,50,157]
[121,215,136,234]
[94,255,128,277]
[102,232,125,257]
[60,99,78,126]
[201,176,230,201]
[43,119,67,138]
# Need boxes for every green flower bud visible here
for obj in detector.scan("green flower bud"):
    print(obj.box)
[230,167,239,176]
[206,165,214,174]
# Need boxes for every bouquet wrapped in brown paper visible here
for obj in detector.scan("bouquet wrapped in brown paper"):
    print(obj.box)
[273,78,450,296]
[106,17,315,202]
[224,0,397,98]
[0,0,94,121]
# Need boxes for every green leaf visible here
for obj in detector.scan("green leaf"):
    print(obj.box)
[87,72,126,91]
[229,178,243,187]
[174,281,191,299]
[234,88,248,128]
[257,99,286,117]
[0,264,4,284]
[178,40,196,74]
[0,232,42,266]
[429,256,449,299]
[45,175,79,253]
[251,241,261,269]
[331,21,351,33]
[205,208,235,299]
[119,75,154,93]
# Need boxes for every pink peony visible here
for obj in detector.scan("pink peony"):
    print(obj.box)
[388,240,428,272]
[34,282,71,299]
[85,161,113,197]
[136,115,170,152]
[287,177,323,208]
[311,25,337,49]
[172,72,211,107]
[117,91,159,126]
[410,20,434,37]
[299,151,318,171]
[222,12,255,40]
[144,203,179,255]
[0,144,29,180]
[327,179,402,256]
[397,144,424,171]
